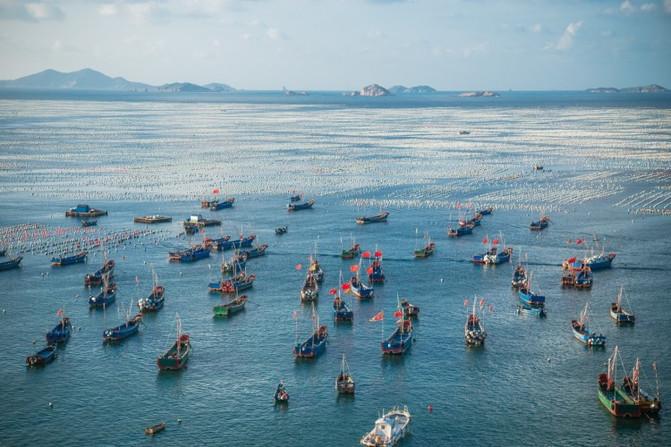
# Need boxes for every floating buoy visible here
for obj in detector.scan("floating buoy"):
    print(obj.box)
[440,278,444,283]
[48,402,53,408]
[177,418,182,424]
[427,404,433,413]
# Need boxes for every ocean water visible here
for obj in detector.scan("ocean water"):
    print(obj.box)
[0,91,670,446]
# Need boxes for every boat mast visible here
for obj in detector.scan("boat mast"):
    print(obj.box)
[176,313,182,356]
[633,357,640,401]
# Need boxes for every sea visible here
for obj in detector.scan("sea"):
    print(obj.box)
[0,90,670,446]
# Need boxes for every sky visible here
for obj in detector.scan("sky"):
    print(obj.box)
[0,0,670,90]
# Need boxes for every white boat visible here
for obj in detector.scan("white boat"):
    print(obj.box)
[360,406,411,447]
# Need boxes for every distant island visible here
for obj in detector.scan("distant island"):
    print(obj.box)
[388,85,437,95]
[0,68,236,93]
[458,91,499,97]
[586,84,668,94]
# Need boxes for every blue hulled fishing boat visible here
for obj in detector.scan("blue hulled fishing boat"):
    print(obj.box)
[239,244,268,261]
[477,207,493,216]
[0,256,22,271]
[333,272,353,322]
[209,197,235,211]
[138,274,165,313]
[350,274,374,300]
[448,224,474,237]
[46,314,72,344]
[212,234,256,251]
[516,303,547,318]
[51,251,87,266]
[529,215,550,231]
[89,274,116,309]
[287,199,315,212]
[610,287,635,325]
[293,305,328,359]
[381,316,413,355]
[26,345,57,367]
[473,246,513,265]
[511,264,528,289]
[103,312,143,343]
[518,273,545,307]
[168,245,210,263]
[584,252,616,271]
[65,204,107,218]
[209,273,256,294]
[84,259,115,287]
[572,302,606,347]
[465,299,487,346]
[368,253,385,284]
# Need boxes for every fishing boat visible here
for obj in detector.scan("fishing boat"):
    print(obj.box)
[400,299,420,319]
[275,226,288,235]
[293,305,328,359]
[138,271,165,313]
[213,294,248,317]
[459,130,471,135]
[65,204,107,218]
[157,315,190,370]
[209,197,235,211]
[381,316,413,355]
[516,303,547,318]
[144,422,166,436]
[584,252,616,271]
[201,198,217,208]
[134,215,172,224]
[51,251,87,266]
[356,211,390,225]
[221,256,246,275]
[81,219,97,227]
[597,346,641,418]
[571,302,606,347]
[168,245,210,263]
[511,264,528,289]
[103,312,143,343]
[518,273,545,307]
[308,257,324,283]
[448,224,473,238]
[89,274,116,309]
[414,238,435,258]
[473,246,513,265]
[26,345,57,367]
[212,234,255,251]
[341,242,361,260]
[84,259,115,287]
[46,315,72,344]
[0,256,22,271]
[529,215,550,231]
[287,199,315,212]
[622,358,662,416]
[335,353,355,394]
[333,272,353,321]
[610,287,635,325]
[183,215,221,229]
[368,254,385,284]
[574,266,593,289]
[300,272,319,302]
[209,273,256,294]
[465,300,486,346]
[350,274,374,300]
[239,244,268,261]
[459,215,481,227]
[274,382,289,403]
[477,207,493,216]
[360,406,411,447]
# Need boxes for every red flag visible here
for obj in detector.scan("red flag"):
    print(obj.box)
[329,288,337,295]
[366,267,374,275]
[393,310,403,318]
[374,250,382,258]
[567,257,576,263]
[576,239,584,245]
[341,283,351,291]
[369,311,384,322]
[482,237,488,244]
[349,264,359,273]
[295,263,302,270]
[212,188,220,194]
[492,239,499,245]
[362,251,371,259]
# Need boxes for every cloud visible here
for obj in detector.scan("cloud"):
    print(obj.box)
[550,21,583,51]
[620,0,635,14]
[640,2,657,12]
[531,23,542,33]
[0,1,65,22]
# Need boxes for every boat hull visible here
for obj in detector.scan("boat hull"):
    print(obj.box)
[157,335,191,370]
[0,256,22,271]
[597,381,641,418]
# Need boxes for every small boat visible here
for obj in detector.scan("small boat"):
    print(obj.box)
[213,294,248,317]
[335,353,355,394]
[209,197,235,211]
[400,299,420,319]
[103,312,143,343]
[134,215,172,224]
[533,164,544,171]
[239,244,268,261]
[517,273,545,307]
[209,273,256,294]
[465,299,486,346]
[308,256,324,283]
[81,219,97,227]
[356,211,390,225]
[516,303,547,318]
[26,345,57,367]
[414,236,435,259]
[46,315,72,344]
[368,255,385,284]
[360,406,411,447]
[275,382,289,403]
[382,316,413,355]
[144,422,166,436]
[448,224,473,238]
[459,130,471,135]
[275,226,288,235]
[477,207,493,216]
[84,259,115,287]
[51,251,87,266]
[622,358,662,416]
[0,256,22,271]
[529,215,550,231]
[300,272,319,302]
[597,346,641,418]
[511,264,527,289]
[287,199,315,212]
[157,315,190,370]
[574,266,593,289]
[350,275,374,300]
[293,304,328,359]
[138,271,165,313]
[168,245,210,263]
[333,272,353,322]
[341,242,361,260]
[89,274,116,309]
[584,252,616,271]
[610,287,635,325]
[65,204,107,218]
[572,302,606,347]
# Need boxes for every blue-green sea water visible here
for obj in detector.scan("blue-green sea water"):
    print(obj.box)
[0,91,670,446]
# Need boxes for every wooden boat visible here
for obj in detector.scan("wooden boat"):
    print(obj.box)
[144,422,166,436]
[400,299,420,319]
[368,255,385,284]
[138,271,165,313]
[293,305,327,358]
[448,224,473,237]
[89,274,116,309]
[516,303,547,318]
[465,300,486,346]
[584,252,616,271]
[84,259,115,287]
[275,226,288,235]
[103,312,143,343]
[81,219,97,227]
[350,275,374,300]
[157,316,190,370]
[239,244,268,261]
[529,215,550,231]
[0,256,22,271]
[360,406,411,447]
[610,287,635,325]
[51,251,87,266]
[26,345,57,367]
[300,272,319,302]
[518,273,545,307]
[597,346,641,418]
[414,241,435,258]
[356,211,389,224]
[335,353,355,394]
[511,264,527,289]
[134,215,172,224]
[213,294,248,317]
[65,204,107,218]
[382,316,413,355]
[209,197,235,211]
[341,242,361,260]
[287,199,315,212]
[274,382,289,403]
[622,358,662,416]
[168,245,210,263]
[209,273,256,294]
[46,316,72,344]
[572,302,606,347]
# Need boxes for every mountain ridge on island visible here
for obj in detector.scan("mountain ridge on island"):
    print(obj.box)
[586,84,668,94]
[0,68,236,93]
